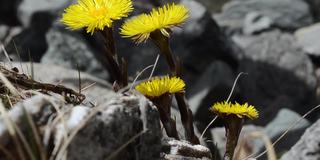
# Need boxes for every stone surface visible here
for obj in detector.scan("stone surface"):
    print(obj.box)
[295,23,320,56]
[265,109,310,156]
[265,108,310,139]
[237,30,317,124]
[214,0,313,34]
[41,27,109,80]
[0,91,165,160]
[17,0,75,27]
[243,12,272,35]
[0,0,21,26]
[4,11,53,62]
[281,119,320,160]
[67,94,163,160]
[0,95,58,146]
[0,25,9,41]
[196,0,231,13]
[304,0,320,21]
[161,138,212,160]
[179,0,241,79]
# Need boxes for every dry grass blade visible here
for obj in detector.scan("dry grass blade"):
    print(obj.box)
[0,71,22,97]
[0,100,26,160]
[80,82,96,92]
[227,72,247,102]
[23,106,47,160]
[0,144,15,160]
[11,118,37,160]
[129,53,161,91]
[235,131,276,160]
[5,95,13,109]
[12,41,25,74]
[1,44,13,68]
[129,65,154,90]
[43,114,55,148]
[242,104,320,160]
[5,97,40,160]
[200,116,217,141]
[25,91,69,160]
[54,103,108,160]
[200,72,247,141]
[148,54,160,80]
[77,63,81,95]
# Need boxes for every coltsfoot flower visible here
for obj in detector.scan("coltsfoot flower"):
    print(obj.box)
[120,3,189,43]
[135,76,185,98]
[210,101,259,119]
[61,0,133,34]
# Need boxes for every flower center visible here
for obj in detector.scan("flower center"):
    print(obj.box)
[90,7,108,17]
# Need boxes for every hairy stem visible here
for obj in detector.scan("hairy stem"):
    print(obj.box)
[224,116,243,160]
[150,30,176,75]
[99,27,127,89]
[150,29,199,144]
[152,94,179,139]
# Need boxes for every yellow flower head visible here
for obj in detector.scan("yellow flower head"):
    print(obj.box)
[210,101,259,119]
[61,0,133,34]
[120,3,189,43]
[135,76,186,98]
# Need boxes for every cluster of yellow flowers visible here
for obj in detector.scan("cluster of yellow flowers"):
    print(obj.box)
[61,0,260,156]
[61,0,259,120]
[61,0,188,41]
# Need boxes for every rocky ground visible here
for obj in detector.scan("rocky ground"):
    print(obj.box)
[1,0,320,159]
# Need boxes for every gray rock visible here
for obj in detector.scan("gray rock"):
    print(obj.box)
[0,95,58,145]
[281,119,320,160]
[17,0,75,27]
[0,25,9,41]
[161,138,212,160]
[67,94,162,160]
[180,0,207,37]
[41,27,109,80]
[0,92,163,160]
[304,0,320,21]
[243,12,272,35]
[214,0,313,34]
[265,109,310,157]
[179,0,241,79]
[0,0,21,26]
[295,23,320,56]
[237,30,317,124]
[4,11,53,62]
[265,108,310,138]
[195,0,231,13]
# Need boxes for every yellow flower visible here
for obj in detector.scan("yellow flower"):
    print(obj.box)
[120,3,189,43]
[210,101,259,119]
[61,0,133,34]
[135,76,185,97]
